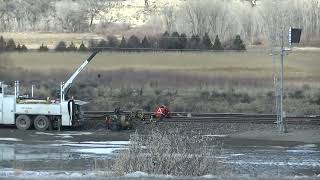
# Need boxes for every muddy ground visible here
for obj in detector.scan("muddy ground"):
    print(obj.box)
[0,122,319,179]
[1,121,319,146]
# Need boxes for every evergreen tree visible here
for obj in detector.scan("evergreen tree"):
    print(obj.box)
[233,35,246,50]
[179,33,188,49]
[6,38,16,51]
[202,33,212,49]
[127,35,141,48]
[159,31,170,49]
[21,44,28,52]
[141,36,150,48]
[0,36,6,52]
[88,39,98,51]
[39,43,49,52]
[107,35,119,48]
[16,43,27,52]
[55,41,67,52]
[119,36,127,49]
[169,32,180,49]
[16,43,22,51]
[98,39,108,50]
[78,42,88,52]
[67,41,77,51]
[188,34,201,49]
[213,35,223,50]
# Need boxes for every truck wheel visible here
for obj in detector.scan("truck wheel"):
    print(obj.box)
[16,115,32,130]
[34,115,50,131]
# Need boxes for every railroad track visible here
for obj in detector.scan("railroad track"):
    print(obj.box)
[83,111,320,125]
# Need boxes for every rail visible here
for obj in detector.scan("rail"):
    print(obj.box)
[83,111,320,125]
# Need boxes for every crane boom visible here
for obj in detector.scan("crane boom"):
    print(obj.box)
[62,51,100,99]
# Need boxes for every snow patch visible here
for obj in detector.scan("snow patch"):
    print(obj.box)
[203,135,227,137]
[36,132,54,136]
[287,149,318,153]
[224,160,320,167]
[295,144,317,149]
[81,141,129,145]
[202,174,216,178]
[61,135,73,139]
[0,168,96,177]
[73,148,127,155]
[60,143,128,148]
[0,138,22,142]
[125,171,149,177]
[229,153,245,157]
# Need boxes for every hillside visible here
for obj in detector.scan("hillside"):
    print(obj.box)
[103,0,184,26]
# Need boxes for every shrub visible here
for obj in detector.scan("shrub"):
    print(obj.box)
[288,89,305,99]
[78,42,88,52]
[113,129,221,176]
[6,38,16,51]
[39,44,49,52]
[67,41,77,51]
[55,41,67,52]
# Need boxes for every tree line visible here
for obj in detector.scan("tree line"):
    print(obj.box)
[0,32,246,52]
[0,36,27,52]
[56,32,245,52]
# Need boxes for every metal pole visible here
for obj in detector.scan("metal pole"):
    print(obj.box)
[280,31,287,133]
[271,47,279,128]
[31,85,34,98]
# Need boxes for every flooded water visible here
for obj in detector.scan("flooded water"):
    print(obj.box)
[220,144,320,176]
[0,141,128,173]
[0,129,319,178]
[0,140,319,178]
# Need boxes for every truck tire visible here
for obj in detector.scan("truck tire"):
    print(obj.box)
[34,115,50,131]
[16,115,32,130]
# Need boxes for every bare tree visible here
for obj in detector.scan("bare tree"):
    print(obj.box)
[55,0,88,32]
[79,0,115,29]
[162,6,176,33]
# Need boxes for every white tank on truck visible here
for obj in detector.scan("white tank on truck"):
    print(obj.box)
[0,51,99,131]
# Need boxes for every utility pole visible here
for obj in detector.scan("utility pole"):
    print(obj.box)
[279,31,287,133]
[276,27,302,133]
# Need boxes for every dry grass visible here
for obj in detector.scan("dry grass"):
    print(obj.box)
[1,51,320,114]
[0,32,103,49]
[5,51,320,79]
[113,129,223,176]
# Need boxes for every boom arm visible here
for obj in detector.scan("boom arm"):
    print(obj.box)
[62,51,99,100]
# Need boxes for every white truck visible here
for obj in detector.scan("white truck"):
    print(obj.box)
[0,51,99,131]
